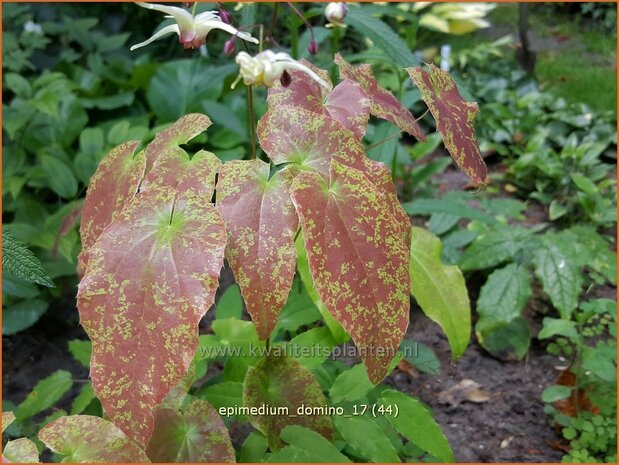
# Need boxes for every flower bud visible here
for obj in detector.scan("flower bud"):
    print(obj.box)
[308,40,319,56]
[224,38,236,56]
[183,2,194,9]
[219,8,232,24]
[280,70,292,87]
[325,2,348,27]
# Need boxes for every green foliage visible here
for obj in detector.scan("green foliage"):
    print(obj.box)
[2,228,53,287]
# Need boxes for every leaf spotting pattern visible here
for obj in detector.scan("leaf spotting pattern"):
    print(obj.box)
[217,160,298,339]
[77,137,226,446]
[38,415,150,463]
[334,53,425,141]
[406,65,487,185]
[290,160,410,383]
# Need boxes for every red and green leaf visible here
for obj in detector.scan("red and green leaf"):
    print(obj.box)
[243,355,333,450]
[146,399,235,463]
[2,412,15,433]
[3,438,40,463]
[407,65,487,185]
[143,113,213,171]
[38,415,150,463]
[334,53,425,141]
[78,141,144,274]
[258,105,411,246]
[268,67,370,139]
[77,147,226,446]
[216,160,298,340]
[290,160,410,383]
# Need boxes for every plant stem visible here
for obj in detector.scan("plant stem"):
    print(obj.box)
[290,18,299,58]
[366,130,403,150]
[247,84,257,159]
[330,26,341,82]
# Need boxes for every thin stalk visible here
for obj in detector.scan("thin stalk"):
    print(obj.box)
[330,25,341,82]
[366,130,403,151]
[247,85,257,159]
[290,18,299,58]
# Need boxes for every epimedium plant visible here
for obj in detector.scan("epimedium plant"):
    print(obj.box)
[4,2,488,463]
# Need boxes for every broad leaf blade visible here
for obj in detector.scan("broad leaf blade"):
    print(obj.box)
[3,438,40,463]
[146,399,235,463]
[78,146,226,445]
[15,370,72,423]
[409,227,470,358]
[2,229,53,287]
[290,160,410,383]
[243,355,333,450]
[333,415,400,463]
[407,65,487,185]
[279,425,351,463]
[335,53,425,141]
[217,160,298,339]
[39,415,150,463]
[78,140,144,274]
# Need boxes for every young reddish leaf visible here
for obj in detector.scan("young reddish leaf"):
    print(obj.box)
[78,141,144,274]
[143,113,212,171]
[243,355,333,450]
[216,160,298,339]
[146,399,235,463]
[77,148,226,446]
[38,415,150,463]
[258,105,411,246]
[406,65,487,185]
[290,160,410,383]
[269,67,370,139]
[3,438,40,463]
[334,53,425,141]
[161,362,196,409]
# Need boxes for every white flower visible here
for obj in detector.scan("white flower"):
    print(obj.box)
[130,2,258,51]
[232,50,329,88]
[325,2,348,28]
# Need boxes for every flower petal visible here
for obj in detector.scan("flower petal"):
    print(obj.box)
[195,17,259,44]
[135,2,195,35]
[130,24,180,51]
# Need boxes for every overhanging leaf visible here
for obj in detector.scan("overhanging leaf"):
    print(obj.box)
[39,415,150,463]
[335,53,425,141]
[146,399,235,463]
[77,143,226,445]
[407,65,487,185]
[409,227,470,358]
[2,228,54,287]
[2,412,15,433]
[243,355,333,450]
[290,160,410,383]
[78,140,144,274]
[216,160,298,339]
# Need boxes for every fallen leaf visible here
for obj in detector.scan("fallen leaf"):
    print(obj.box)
[437,379,491,406]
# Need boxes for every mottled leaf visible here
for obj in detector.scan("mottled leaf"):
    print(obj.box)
[533,241,583,319]
[407,65,487,184]
[290,160,410,383]
[161,363,195,409]
[243,355,333,450]
[409,227,470,358]
[380,389,453,462]
[38,415,150,463]
[77,146,226,445]
[217,160,298,339]
[269,68,370,139]
[2,229,53,287]
[143,113,213,171]
[335,53,425,141]
[146,399,235,463]
[78,140,144,274]
[259,105,411,246]
[3,438,40,463]
[2,412,15,433]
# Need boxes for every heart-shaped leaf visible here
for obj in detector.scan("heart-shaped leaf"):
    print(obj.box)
[146,399,235,463]
[78,141,226,445]
[39,415,150,463]
[217,160,298,339]
[243,355,333,450]
[3,438,40,463]
[290,160,410,383]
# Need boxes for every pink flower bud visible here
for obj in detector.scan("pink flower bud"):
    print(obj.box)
[183,2,194,9]
[219,8,232,24]
[308,40,319,56]
[280,70,292,87]
[224,38,236,56]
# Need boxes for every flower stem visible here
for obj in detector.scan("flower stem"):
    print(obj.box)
[330,26,341,82]
[247,84,257,159]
